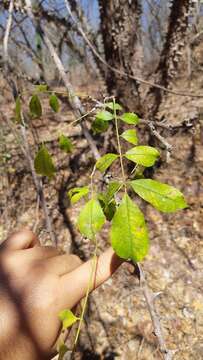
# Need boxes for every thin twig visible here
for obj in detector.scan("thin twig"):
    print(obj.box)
[21,124,57,244]
[1,111,57,246]
[43,29,100,160]
[64,0,203,99]
[133,263,175,360]
[145,121,172,162]
[3,0,14,73]
[24,0,100,160]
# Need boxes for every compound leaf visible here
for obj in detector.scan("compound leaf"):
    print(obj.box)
[34,145,55,178]
[29,94,42,117]
[68,186,89,204]
[120,112,139,125]
[130,179,187,213]
[49,93,59,112]
[96,153,119,172]
[125,146,159,167]
[96,110,114,121]
[105,102,122,111]
[59,134,73,153]
[59,309,79,331]
[121,129,138,145]
[110,194,149,262]
[77,198,105,239]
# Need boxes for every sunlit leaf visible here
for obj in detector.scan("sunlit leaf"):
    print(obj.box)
[96,110,114,121]
[29,94,42,117]
[130,179,188,212]
[125,146,159,167]
[91,118,109,133]
[121,129,138,145]
[105,102,122,111]
[34,145,55,178]
[35,84,48,92]
[15,97,22,123]
[96,153,119,172]
[59,134,73,153]
[77,198,105,240]
[68,186,89,204]
[49,93,59,112]
[120,112,139,125]
[110,194,149,262]
[59,309,79,330]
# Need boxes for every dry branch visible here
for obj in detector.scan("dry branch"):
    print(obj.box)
[133,263,175,360]
[2,1,56,245]
[64,0,203,100]
[3,0,14,72]
[23,0,100,160]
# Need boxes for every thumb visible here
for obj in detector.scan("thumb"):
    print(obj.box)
[59,247,123,309]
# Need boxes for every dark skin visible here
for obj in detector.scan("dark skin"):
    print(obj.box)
[0,229,123,360]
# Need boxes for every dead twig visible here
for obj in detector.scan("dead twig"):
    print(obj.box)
[132,263,175,360]
[64,0,203,99]
[2,112,57,245]
[3,0,14,73]
[24,0,100,160]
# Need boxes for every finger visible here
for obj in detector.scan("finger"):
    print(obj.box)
[1,229,39,251]
[21,246,64,262]
[59,247,123,309]
[44,254,83,276]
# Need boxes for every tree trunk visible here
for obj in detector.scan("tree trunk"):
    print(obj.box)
[146,0,193,118]
[98,0,143,113]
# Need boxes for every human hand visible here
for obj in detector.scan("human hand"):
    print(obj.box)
[0,229,122,360]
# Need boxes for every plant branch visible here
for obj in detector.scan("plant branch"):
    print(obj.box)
[113,99,126,189]
[24,0,100,161]
[1,112,57,245]
[132,263,175,360]
[3,0,14,73]
[64,1,203,99]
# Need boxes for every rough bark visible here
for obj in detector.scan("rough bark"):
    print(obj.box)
[147,0,193,118]
[98,0,143,113]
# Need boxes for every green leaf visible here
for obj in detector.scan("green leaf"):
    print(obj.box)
[125,146,160,167]
[120,112,139,125]
[102,200,116,221]
[34,145,55,178]
[105,102,122,111]
[103,181,122,204]
[59,134,73,153]
[91,118,109,133]
[130,179,187,213]
[77,198,105,239]
[96,153,119,172]
[49,93,59,112]
[29,95,42,117]
[35,84,48,92]
[68,186,89,204]
[121,129,138,145]
[15,97,22,123]
[110,194,149,262]
[59,309,79,330]
[96,110,114,121]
